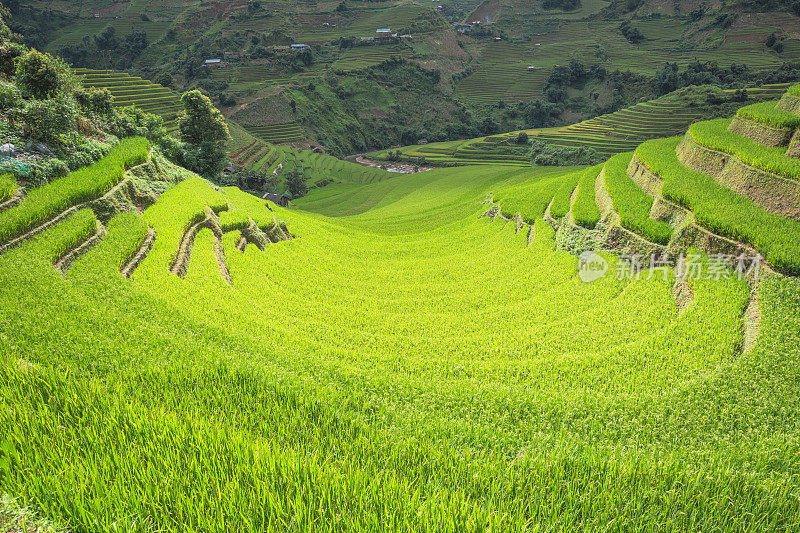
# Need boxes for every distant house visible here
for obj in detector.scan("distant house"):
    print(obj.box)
[263,193,290,207]
[455,24,472,33]
[376,28,392,36]
[203,59,222,67]
[527,66,538,71]
[494,36,502,41]
[291,43,310,50]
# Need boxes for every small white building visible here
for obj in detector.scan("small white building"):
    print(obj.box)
[203,59,222,67]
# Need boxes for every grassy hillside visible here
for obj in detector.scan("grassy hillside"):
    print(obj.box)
[3,84,800,528]
[4,9,800,530]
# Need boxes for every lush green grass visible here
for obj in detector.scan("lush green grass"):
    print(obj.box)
[0,137,149,244]
[603,152,673,245]
[548,168,582,219]
[572,165,602,229]
[637,137,800,276]
[787,84,800,98]
[139,176,228,273]
[0,173,15,203]
[689,119,800,180]
[736,100,800,129]
[493,167,583,223]
[73,212,149,276]
[3,160,800,530]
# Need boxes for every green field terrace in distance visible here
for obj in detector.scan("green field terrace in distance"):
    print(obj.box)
[370,83,792,166]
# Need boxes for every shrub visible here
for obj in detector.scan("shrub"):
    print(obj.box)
[74,87,114,116]
[15,49,75,99]
[0,80,22,111]
[0,41,26,78]
[516,132,529,144]
[29,158,69,187]
[22,98,79,144]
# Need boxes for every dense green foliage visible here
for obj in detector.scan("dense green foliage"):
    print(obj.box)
[14,49,75,99]
[689,119,800,180]
[637,137,800,275]
[736,100,800,129]
[571,165,602,229]
[603,152,673,244]
[0,137,149,243]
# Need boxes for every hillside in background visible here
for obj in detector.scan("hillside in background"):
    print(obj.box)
[10,0,800,155]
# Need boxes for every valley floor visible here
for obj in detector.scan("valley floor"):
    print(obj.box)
[1,165,799,530]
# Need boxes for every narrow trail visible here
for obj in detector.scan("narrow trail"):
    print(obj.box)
[121,228,156,278]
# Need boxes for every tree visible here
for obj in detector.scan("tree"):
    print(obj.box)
[285,167,307,197]
[619,21,644,44]
[516,132,529,144]
[156,72,173,88]
[179,89,229,145]
[15,49,74,99]
[178,90,230,178]
[94,26,119,51]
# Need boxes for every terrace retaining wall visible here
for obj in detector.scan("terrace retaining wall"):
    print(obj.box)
[728,116,793,148]
[678,133,800,220]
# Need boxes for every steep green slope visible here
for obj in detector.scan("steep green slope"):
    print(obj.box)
[2,129,800,529]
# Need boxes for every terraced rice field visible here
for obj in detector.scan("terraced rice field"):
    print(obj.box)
[290,3,436,43]
[244,122,307,145]
[3,90,800,528]
[454,41,560,105]
[75,69,183,132]
[332,45,413,71]
[382,83,794,166]
[45,18,172,53]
